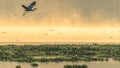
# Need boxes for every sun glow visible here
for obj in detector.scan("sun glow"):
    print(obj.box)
[0,25,120,42]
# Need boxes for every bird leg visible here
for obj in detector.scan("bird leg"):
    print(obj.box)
[32,8,38,11]
[23,11,28,16]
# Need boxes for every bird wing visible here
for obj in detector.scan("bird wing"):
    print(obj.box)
[28,1,36,10]
[21,5,28,10]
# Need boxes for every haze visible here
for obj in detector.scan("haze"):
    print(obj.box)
[0,0,120,43]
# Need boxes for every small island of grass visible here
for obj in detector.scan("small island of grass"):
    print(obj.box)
[16,65,21,68]
[64,64,88,68]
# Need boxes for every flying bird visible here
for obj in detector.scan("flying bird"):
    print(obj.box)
[110,37,113,39]
[22,1,38,16]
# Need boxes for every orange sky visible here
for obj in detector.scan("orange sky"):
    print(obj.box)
[0,0,120,43]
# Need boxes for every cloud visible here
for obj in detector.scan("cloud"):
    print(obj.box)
[42,33,48,35]
[1,32,7,34]
[0,0,120,27]
[48,29,54,31]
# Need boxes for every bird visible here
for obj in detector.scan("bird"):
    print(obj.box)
[22,1,38,16]
[110,37,113,39]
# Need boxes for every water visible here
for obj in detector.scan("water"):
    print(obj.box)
[0,42,120,45]
[0,60,120,68]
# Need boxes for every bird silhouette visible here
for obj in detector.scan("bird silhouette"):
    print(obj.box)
[22,1,37,16]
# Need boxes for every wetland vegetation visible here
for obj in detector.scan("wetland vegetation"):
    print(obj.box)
[64,64,88,68]
[0,44,120,62]
[16,65,21,68]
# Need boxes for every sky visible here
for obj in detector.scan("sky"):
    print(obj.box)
[0,0,120,43]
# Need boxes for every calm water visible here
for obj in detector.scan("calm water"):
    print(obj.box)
[0,42,120,45]
[0,59,120,68]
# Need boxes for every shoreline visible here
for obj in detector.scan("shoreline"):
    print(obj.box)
[0,42,120,45]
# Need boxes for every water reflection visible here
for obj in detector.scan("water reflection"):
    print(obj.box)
[0,60,120,68]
